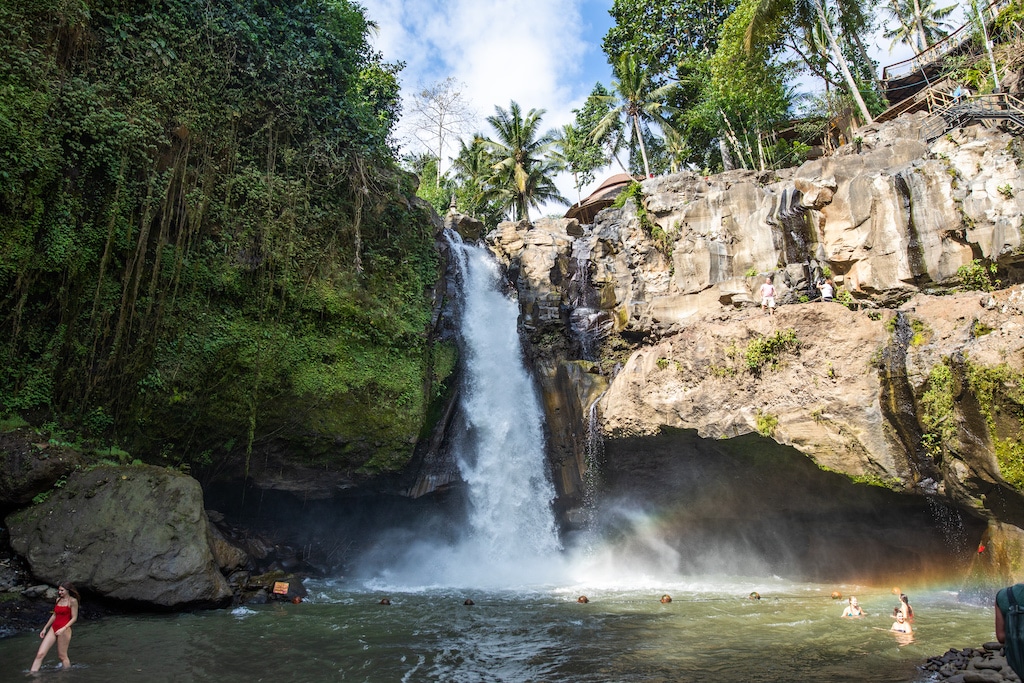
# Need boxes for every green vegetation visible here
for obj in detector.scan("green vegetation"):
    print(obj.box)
[848,472,899,489]
[32,474,67,505]
[591,54,680,178]
[909,318,932,347]
[481,101,566,221]
[755,410,778,437]
[0,0,442,473]
[745,329,800,375]
[971,319,994,338]
[0,414,30,432]
[998,183,1015,199]
[920,361,955,458]
[957,259,1001,292]
[611,181,673,256]
[965,360,1024,489]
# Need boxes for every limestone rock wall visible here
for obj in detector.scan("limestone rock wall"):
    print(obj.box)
[487,117,1024,565]
[490,120,1023,335]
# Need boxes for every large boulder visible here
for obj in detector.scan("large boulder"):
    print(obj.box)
[0,426,84,510]
[5,465,232,607]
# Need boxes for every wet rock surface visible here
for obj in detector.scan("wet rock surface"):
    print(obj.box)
[922,643,1022,682]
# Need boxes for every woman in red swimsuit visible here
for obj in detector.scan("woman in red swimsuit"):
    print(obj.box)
[30,581,79,672]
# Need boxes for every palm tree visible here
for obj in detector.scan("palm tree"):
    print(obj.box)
[883,0,956,54]
[746,0,874,124]
[591,54,679,178]
[663,129,690,174]
[450,136,495,218]
[481,101,566,221]
[550,125,580,205]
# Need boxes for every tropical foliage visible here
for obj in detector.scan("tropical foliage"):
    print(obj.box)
[481,102,567,221]
[0,0,444,473]
[592,54,680,178]
[883,0,957,53]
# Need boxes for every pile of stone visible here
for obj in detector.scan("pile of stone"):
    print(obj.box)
[921,643,1021,682]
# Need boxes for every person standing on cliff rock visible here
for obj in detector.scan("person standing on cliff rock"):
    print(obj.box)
[995,583,1024,678]
[759,277,776,315]
[817,278,834,302]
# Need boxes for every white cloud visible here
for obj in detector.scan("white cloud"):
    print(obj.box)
[360,0,609,216]
[361,2,975,219]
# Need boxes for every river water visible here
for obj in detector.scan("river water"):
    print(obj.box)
[0,579,995,681]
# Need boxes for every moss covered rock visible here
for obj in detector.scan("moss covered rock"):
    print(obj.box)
[6,465,232,607]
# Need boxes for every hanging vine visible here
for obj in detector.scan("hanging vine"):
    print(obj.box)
[0,0,440,475]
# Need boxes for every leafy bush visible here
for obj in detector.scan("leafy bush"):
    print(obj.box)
[957,259,1000,292]
[920,362,955,458]
[965,360,1024,489]
[755,410,778,437]
[745,329,799,375]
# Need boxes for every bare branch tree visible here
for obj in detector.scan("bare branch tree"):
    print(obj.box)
[406,77,476,187]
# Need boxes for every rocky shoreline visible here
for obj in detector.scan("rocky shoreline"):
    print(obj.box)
[922,643,1021,682]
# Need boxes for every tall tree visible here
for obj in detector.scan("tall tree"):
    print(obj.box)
[450,136,504,226]
[703,0,793,170]
[482,102,566,221]
[576,83,628,173]
[745,0,874,123]
[591,54,679,178]
[602,0,737,84]
[406,77,475,187]
[552,88,616,205]
[883,0,957,53]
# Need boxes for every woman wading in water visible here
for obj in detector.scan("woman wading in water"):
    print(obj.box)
[30,582,79,672]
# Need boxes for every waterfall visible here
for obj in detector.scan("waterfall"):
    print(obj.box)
[566,236,610,360]
[354,232,563,588]
[446,231,561,563]
[581,399,605,525]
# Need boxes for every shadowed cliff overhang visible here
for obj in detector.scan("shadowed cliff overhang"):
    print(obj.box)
[592,428,986,584]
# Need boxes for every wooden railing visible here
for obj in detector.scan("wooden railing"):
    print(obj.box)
[881,0,1010,82]
[920,92,1024,140]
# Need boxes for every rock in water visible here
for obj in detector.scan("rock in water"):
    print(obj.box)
[5,465,232,607]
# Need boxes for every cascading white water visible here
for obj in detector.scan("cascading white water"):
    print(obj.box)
[353,232,564,588]
[446,231,562,565]
[566,236,609,359]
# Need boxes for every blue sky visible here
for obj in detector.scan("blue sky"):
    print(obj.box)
[360,0,615,142]
[358,0,968,214]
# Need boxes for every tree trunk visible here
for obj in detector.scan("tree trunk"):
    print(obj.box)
[912,0,927,51]
[634,114,652,178]
[719,137,735,170]
[888,0,921,55]
[813,0,873,124]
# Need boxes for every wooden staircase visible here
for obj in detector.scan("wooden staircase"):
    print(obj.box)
[919,91,1024,141]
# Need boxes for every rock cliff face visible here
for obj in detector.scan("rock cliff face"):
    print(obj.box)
[487,117,1024,580]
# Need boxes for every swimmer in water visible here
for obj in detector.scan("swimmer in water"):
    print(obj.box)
[890,611,912,633]
[577,596,589,604]
[660,595,672,603]
[841,596,865,618]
